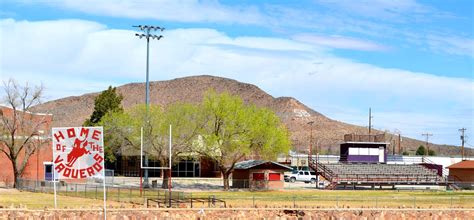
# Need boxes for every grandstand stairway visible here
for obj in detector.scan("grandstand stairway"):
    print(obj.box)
[309,158,446,189]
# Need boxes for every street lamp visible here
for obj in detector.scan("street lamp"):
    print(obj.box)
[134,25,164,188]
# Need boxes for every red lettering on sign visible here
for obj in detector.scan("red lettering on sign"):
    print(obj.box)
[86,167,95,176]
[93,153,104,164]
[53,127,104,179]
[80,169,87,178]
[90,143,103,153]
[54,155,63,164]
[67,128,76,138]
[71,169,78,178]
[93,162,103,173]
[92,129,101,141]
[54,131,65,142]
[80,128,89,138]
[63,167,71,177]
[55,163,65,173]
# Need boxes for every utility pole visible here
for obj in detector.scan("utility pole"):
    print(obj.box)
[308,121,314,159]
[421,133,433,156]
[459,128,467,160]
[368,108,373,135]
[134,25,164,188]
[398,133,402,155]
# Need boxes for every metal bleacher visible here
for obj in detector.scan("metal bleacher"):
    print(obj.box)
[309,159,445,189]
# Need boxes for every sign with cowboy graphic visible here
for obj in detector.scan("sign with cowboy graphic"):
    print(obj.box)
[52,127,104,179]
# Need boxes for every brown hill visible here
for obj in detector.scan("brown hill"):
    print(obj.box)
[34,75,467,156]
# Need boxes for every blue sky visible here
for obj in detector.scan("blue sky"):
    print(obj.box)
[1,0,473,147]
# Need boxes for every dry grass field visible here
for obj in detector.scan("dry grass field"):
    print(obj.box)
[1,188,473,209]
[0,188,131,209]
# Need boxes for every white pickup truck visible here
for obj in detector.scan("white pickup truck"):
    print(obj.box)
[284,170,317,184]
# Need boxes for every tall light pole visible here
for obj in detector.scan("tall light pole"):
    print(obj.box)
[134,25,164,187]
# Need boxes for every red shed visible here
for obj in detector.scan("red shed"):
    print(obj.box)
[447,160,474,189]
[232,160,292,190]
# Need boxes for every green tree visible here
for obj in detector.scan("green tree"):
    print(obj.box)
[100,103,202,188]
[84,86,123,126]
[195,91,291,190]
[428,149,436,156]
[416,145,426,155]
[402,151,409,156]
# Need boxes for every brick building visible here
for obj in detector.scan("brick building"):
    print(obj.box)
[0,106,53,186]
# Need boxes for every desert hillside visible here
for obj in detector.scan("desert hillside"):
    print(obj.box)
[33,75,466,156]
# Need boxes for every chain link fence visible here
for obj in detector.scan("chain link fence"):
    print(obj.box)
[12,178,474,209]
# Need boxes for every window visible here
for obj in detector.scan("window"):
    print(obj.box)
[171,160,200,177]
[304,171,310,175]
[360,148,369,155]
[45,164,52,173]
[253,173,264,180]
[268,173,280,181]
[369,148,379,155]
[349,147,358,155]
[299,171,304,175]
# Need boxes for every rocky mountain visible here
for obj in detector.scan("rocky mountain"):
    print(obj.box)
[33,75,467,156]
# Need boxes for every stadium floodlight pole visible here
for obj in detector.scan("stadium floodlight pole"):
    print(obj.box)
[134,25,164,188]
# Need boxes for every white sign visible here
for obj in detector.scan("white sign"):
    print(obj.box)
[52,127,104,179]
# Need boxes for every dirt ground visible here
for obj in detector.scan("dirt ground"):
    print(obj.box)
[1,208,473,219]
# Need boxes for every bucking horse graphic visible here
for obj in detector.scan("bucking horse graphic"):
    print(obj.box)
[66,138,90,167]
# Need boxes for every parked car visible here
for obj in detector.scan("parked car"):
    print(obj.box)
[284,170,317,184]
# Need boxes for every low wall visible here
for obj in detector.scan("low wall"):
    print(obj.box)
[1,208,473,219]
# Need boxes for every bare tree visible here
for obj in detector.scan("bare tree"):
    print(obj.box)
[0,79,49,188]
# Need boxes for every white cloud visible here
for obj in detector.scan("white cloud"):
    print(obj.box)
[20,0,473,57]
[292,34,388,51]
[1,18,472,145]
[315,0,439,22]
[426,35,474,57]
[39,0,266,25]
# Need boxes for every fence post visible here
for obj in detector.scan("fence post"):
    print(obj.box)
[95,185,98,200]
[336,196,339,208]
[253,195,255,208]
[84,184,87,198]
[450,196,453,208]
[413,197,416,208]
[293,196,296,208]
[375,197,378,208]
[118,187,120,202]
[190,193,193,208]
[129,187,132,203]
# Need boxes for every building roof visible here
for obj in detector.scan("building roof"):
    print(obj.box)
[447,160,474,169]
[234,160,293,170]
[343,141,390,145]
